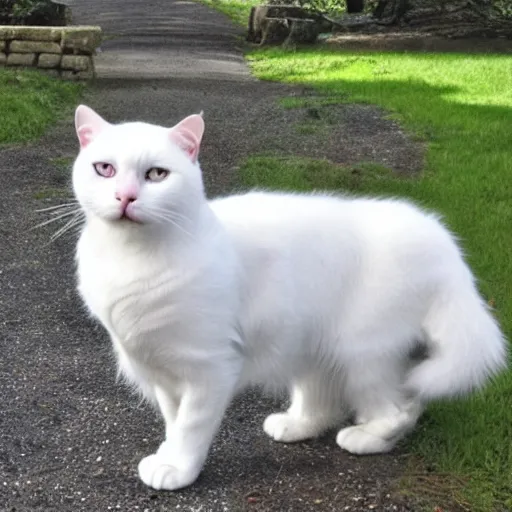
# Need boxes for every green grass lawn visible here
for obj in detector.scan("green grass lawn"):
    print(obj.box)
[0,69,83,145]
[244,48,512,511]
[196,0,259,26]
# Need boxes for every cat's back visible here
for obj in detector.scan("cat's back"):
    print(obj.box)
[210,191,347,232]
[210,191,440,240]
[209,191,457,270]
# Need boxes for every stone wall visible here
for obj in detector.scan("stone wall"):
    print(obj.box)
[0,26,102,79]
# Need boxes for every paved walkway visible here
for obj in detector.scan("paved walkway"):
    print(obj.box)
[73,0,251,80]
[0,1,416,511]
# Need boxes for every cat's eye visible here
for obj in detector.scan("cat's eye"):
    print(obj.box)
[93,162,115,178]
[146,167,170,182]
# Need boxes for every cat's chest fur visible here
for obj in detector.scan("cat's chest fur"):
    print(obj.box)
[77,227,202,353]
[76,221,239,370]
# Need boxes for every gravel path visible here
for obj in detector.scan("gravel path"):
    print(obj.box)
[0,1,423,510]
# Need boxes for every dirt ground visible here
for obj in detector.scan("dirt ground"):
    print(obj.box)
[0,1,428,511]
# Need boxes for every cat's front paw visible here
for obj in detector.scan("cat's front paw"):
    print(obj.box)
[138,454,200,491]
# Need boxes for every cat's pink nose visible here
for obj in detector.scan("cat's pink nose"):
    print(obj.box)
[116,193,137,212]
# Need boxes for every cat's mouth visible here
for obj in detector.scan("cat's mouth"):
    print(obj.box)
[119,211,142,224]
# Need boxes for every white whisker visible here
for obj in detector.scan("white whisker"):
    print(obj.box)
[34,199,85,244]
[147,205,191,223]
[145,206,192,225]
[158,216,195,240]
[143,208,195,240]
[50,215,84,242]
[32,209,82,230]
[49,208,77,216]
[36,202,78,213]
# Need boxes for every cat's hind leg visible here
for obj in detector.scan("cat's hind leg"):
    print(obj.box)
[336,400,422,454]
[336,357,423,454]
[264,371,346,443]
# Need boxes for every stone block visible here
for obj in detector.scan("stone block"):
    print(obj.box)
[61,26,102,53]
[260,18,290,45]
[0,27,15,40]
[10,40,62,54]
[6,53,36,67]
[38,53,62,69]
[61,54,92,71]
[0,52,6,66]
[284,18,320,46]
[0,26,62,42]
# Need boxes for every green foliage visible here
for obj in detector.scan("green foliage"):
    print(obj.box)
[0,0,16,24]
[494,0,512,18]
[247,47,512,511]
[11,0,46,18]
[299,0,347,15]
[1,0,67,26]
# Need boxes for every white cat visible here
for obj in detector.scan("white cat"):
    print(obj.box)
[72,105,507,491]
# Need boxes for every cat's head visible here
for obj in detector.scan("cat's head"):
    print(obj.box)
[72,105,205,227]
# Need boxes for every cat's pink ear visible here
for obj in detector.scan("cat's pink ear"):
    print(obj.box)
[169,114,205,162]
[75,105,110,149]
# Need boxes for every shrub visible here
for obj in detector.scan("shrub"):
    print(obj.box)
[0,0,68,26]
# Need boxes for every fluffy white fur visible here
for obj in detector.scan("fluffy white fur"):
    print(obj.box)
[72,105,507,491]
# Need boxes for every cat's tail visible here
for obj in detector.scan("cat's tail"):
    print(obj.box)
[406,277,508,401]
